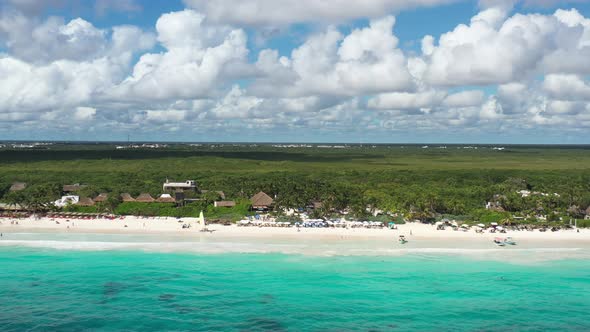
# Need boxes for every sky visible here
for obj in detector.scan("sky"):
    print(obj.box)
[1,0,590,143]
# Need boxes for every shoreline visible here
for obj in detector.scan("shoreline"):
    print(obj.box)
[2,217,590,262]
[1,216,589,240]
[2,217,590,254]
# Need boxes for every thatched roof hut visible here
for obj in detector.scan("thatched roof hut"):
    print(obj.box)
[251,191,273,209]
[214,201,236,207]
[63,184,87,192]
[77,197,95,206]
[568,205,582,216]
[9,182,26,192]
[93,193,108,203]
[157,194,176,203]
[0,203,24,211]
[121,193,135,202]
[310,201,323,209]
[136,193,155,203]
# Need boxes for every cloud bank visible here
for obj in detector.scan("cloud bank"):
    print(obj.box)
[1,0,589,142]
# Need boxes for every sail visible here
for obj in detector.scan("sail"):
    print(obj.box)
[199,211,205,227]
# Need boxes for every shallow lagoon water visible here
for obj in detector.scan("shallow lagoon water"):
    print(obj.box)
[1,233,590,331]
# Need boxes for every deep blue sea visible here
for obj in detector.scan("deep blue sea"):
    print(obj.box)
[1,238,590,331]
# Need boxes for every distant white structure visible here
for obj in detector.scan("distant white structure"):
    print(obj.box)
[517,190,560,198]
[163,180,197,191]
[518,190,531,197]
[54,195,79,207]
[116,144,168,150]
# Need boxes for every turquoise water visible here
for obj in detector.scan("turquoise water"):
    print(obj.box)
[1,245,590,331]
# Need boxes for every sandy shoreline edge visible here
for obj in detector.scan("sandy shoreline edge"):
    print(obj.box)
[1,216,590,241]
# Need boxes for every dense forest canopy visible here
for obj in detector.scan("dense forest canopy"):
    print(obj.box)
[1,144,589,222]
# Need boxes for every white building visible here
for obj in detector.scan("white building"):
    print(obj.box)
[163,180,197,192]
[54,196,79,208]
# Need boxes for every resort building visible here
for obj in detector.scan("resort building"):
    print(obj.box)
[251,191,274,211]
[54,196,79,207]
[485,194,506,211]
[163,180,197,192]
[201,190,226,200]
[214,201,236,208]
[9,182,26,192]
[63,184,87,193]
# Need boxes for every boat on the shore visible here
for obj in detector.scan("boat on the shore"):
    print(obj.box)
[504,237,517,245]
[493,237,506,246]
[494,237,517,246]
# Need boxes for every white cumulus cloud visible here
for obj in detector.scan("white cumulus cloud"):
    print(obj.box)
[183,0,459,25]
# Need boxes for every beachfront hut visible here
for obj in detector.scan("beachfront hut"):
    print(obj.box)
[585,206,590,220]
[9,182,26,192]
[135,193,155,203]
[121,193,136,202]
[214,201,236,208]
[157,194,176,203]
[251,191,273,211]
[77,197,95,207]
[93,193,108,203]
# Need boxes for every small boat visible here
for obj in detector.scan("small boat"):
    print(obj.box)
[493,237,506,246]
[399,235,408,244]
[504,237,517,245]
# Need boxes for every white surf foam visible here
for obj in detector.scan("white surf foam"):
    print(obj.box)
[1,238,587,263]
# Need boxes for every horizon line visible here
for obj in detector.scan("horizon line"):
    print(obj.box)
[1,139,590,147]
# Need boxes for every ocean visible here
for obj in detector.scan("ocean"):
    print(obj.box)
[1,234,590,331]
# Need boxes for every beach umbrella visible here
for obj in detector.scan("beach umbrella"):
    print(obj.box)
[491,222,499,226]
[477,223,485,228]
[461,224,469,228]
[497,226,504,231]
[451,221,459,227]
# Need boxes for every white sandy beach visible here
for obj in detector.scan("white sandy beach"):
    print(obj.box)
[1,215,589,242]
[2,216,590,262]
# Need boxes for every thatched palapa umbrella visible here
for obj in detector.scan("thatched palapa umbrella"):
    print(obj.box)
[135,193,155,203]
[121,193,136,202]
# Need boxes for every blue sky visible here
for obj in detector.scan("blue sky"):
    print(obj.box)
[1,0,590,143]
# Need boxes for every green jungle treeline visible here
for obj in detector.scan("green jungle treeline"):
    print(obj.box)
[1,145,589,223]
